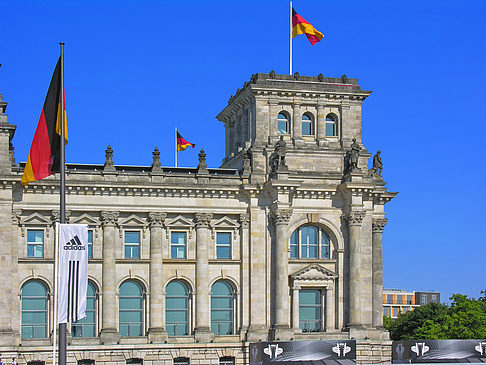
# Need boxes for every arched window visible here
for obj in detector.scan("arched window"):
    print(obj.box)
[299,289,322,332]
[119,281,144,337]
[302,113,314,136]
[72,281,97,337]
[21,280,48,339]
[325,114,338,136]
[290,225,333,259]
[277,112,290,134]
[211,281,234,335]
[166,280,190,336]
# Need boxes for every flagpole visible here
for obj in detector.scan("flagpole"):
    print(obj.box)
[59,41,67,365]
[290,1,293,75]
[53,222,59,365]
[175,126,178,168]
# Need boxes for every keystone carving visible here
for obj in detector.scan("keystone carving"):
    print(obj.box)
[372,218,388,233]
[270,208,293,225]
[344,211,366,226]
[100,211,119,226]
[148,212,167,228]
[194,213,212,228]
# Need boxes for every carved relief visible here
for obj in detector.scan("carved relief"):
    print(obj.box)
[100,211,119,226]
[194,213,213,229]
[148,212,167,228]
[239,213,250,228]
[270,208,292,225]
[344,211,366,226]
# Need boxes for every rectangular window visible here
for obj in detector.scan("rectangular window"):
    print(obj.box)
[397,295,403,304]
[383,307,390,317]
[421,294,427,305]
[87,230,93,259]
[216,232,231,259]
[407,295,413,304]
[171,232,186,259]
[299,289,322,332]
[402,307,409,314]
[392,307,399,318]
[431,294,438,303]
[124,231,140,259]
[387,294,393,304]
[27,230,44,258]
[325,122,336,136]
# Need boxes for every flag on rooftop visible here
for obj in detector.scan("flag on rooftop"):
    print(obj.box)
[21,56,68,186]
[176,131,195,151]
[292,7,324,45]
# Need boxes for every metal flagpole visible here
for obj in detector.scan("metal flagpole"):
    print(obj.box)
[53,222,59,365]
[175,126,178,168]
[59,41,67,365]
[290,1,293,75]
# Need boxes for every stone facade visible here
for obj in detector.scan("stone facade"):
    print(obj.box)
[0,72,396,364]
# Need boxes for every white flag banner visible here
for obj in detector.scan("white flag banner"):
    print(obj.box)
[58,224,88,324]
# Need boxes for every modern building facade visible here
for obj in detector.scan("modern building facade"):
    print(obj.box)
[0,72,396,364]
[383,289,440,319]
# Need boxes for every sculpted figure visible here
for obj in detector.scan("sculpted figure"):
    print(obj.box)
[349,138,361,170]
[274,136,287,167]
[372,150,383,176]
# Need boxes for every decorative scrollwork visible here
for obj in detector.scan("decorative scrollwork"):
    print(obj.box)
[100,211,119,226]
[148,212,167,228]
[270,208,292,225]
[195,213,212,228]
[372,218,388,232]
[344,211,366,226]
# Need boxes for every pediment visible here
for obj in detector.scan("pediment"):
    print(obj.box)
[212,216,239,229]
[70,213,99,226]
[22,212,51,225]
[290,264,337,281]
[166,215,194,228]
[119,214,146,227]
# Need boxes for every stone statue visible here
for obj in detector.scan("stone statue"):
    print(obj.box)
[242,148,251,175]
[349,138,361,171]
[371,150,383,176]
[274,136,287,168]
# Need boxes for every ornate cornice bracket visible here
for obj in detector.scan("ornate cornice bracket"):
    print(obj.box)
[270,208,293,225]
[343,210,366,226]
[372,218,388,233]
[100,211,119,227]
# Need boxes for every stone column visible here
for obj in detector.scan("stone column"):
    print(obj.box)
[316,104,326,146]
[345,210,366,329]
[194,213,213,342]
[100,211,120,344]
[148,212,167,342]
[372,218,387,328]
[326,285,335,331]
[291,284,300,332]
[239,213,250,336]
[292,103,302,145]
[270,208,293,340]
[268,100,279,144]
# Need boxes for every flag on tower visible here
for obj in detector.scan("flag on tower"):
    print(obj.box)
[21,56,68,186]
[292,7,324,45]
[176,131,195,151]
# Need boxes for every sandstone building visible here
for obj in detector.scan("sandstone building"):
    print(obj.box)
[0,72,396,364]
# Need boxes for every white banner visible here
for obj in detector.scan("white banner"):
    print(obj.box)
[58,224,88,324]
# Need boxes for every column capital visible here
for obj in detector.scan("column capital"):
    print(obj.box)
[148,212,167,228]
[372,218,388,232]
[100,211,119,227]
[344,210,366,226]
[270,208,293,225]
[239,213,250,228]
[194,213,212,228]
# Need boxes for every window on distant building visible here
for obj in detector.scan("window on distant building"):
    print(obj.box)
[119,281,144,337]
[384,307,390,317]
[171,232,186,259]
[407,295,413,304]
[387,294,393,304]
[325,114,338,136]
[27,229,44,258]
[421,294,427,305]
[302,113,314,135]
[87,229,93,259]
[397,295,403,304]
[278,112,290,134]
[290,225,332,259]
[216,232,231,259]
[431,294,438,303]
[124,231,140,259]
[21,280,48,338]
[166,280,190,336]
[72,281,97,337]
[211,281,234,335]
[392,307,399,318]
[299,289,322,332]
[402,307,409,314]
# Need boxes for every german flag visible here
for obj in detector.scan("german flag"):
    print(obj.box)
[292,7,324,45]
[21,56,68,186]
[176,131,195,151]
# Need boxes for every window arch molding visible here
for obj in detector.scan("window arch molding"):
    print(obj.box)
[277,111,291,135]
[302,112,315,136]
[287,217,343,252]
[19,276,53,294]
[118,279,147,337]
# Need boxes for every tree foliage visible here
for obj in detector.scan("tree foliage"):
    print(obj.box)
[384,291,486,340]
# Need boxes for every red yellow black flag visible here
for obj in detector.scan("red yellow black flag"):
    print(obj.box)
[292,7,324,45]
[21,57,68,186]
[176,131,195,152]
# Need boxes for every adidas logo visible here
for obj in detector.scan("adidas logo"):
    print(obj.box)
[63,235,86,251]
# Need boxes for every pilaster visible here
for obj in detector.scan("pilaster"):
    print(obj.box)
[292,103,303,146]
[372,218,387,329]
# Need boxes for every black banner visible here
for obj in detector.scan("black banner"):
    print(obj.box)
[250,340,356,365]
[393,340,486,363]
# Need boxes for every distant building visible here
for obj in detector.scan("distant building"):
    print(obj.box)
[383,289,440,318]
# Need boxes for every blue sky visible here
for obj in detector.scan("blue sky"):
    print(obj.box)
[1,0,485,301]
